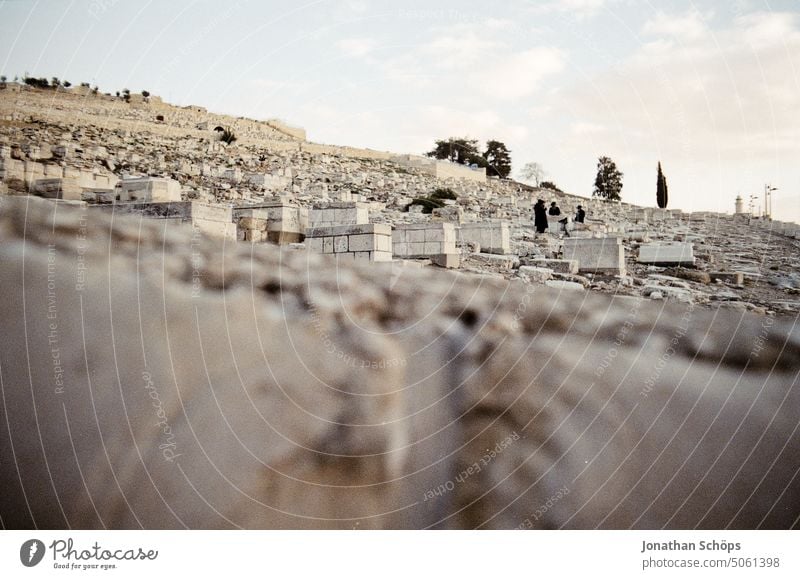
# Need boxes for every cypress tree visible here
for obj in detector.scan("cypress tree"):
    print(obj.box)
[656,162,668,209]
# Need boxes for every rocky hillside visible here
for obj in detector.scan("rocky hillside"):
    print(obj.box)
[1,85,799,319]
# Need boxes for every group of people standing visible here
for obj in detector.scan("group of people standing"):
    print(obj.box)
[533,199,585,234]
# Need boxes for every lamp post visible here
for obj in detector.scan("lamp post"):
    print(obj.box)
[749,194,759,216]
[764,185,777,219]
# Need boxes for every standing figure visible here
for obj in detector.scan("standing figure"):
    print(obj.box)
[575,205,586,223]
[548,202,561,216]
[534,199,548,233]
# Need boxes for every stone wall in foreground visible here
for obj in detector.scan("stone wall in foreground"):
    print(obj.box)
[0,196,798,530]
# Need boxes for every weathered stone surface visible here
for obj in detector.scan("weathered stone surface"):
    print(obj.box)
[662,268,711,285]
[2,172,799,531]
[709,272,745,285]
[518,266,553,284]
[562,237,626,275]
[430,253,460,269]
[545,279,585,291]
[520,257,579,274]
[458,221,511,255]
[638,242,695,266]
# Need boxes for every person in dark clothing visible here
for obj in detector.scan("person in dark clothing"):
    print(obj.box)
[533,199,548,233]
[575,205,586,223]
[548,202,561,216]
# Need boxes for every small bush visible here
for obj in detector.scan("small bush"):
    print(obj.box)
[220,128,237,145]
[430,187,457,201]
[540,181,561,192]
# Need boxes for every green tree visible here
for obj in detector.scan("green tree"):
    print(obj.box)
[51,77,60,88]
[62,80,71,88]
[220,127,237,145]
[656,161,668,209]
[540,181,561,192]
[483,140,512,178]
[426,137,483,166]
[142,90,150,98]
[592,156,623,201]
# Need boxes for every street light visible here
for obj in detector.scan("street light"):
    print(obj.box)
[749,194,759,216]
[764,184,778,218]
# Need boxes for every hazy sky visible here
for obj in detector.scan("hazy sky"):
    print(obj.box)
[2,0,799,221]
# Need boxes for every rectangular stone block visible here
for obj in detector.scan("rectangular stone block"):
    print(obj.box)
[458,221,510,254]
[423,242,442,255]
[638,243,695,266]
[306,237,323,252]
[334,236,348,253]
[375,235,392,253]
[407,229,425,242]
[349,233,375,252]
[323,237,334,253]
[425,228,446,242]
[372,251,393,262]
[521,258,579,274]
[393,223,456,258]
[393,241,409,255]
[305,223,391,238]
[562,237,626,275]
[408,242,425,255]
[431,253,460,269]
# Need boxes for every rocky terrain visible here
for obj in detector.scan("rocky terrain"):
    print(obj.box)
[1,195,798,530]
[0,87,798,530]
[2,86,798,316]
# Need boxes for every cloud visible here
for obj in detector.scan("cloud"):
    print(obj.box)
[336,37,375,58]
[554,10,800,162]
[475,47,565,100]
[531,0,615,19]
[642,9,711,41]
[377,22,565,103]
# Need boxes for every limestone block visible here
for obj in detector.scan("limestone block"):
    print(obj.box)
[423,242,441,255]
[545,280,585,291]
[372,251,393,262]
[520,258,579,274]
[334,236,348,253]
[238,217,268,231]
[562,237,626,275]
[407,229,425,242]
[458,221,510,255]
[349,234,375,252]
[638,243,695,266]
[375,235,392,253]
[306,237,324,252]
[430,253,460,269]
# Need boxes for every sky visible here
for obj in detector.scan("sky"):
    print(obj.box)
[1,0,799,222]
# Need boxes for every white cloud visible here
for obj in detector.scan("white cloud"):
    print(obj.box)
[738,11,800,48]
[531,0,615,19]
[540,9,800,216]
[336,37,375,58]
[474,47,565,100]
[642,9,711,41]
[379,22,565,103]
